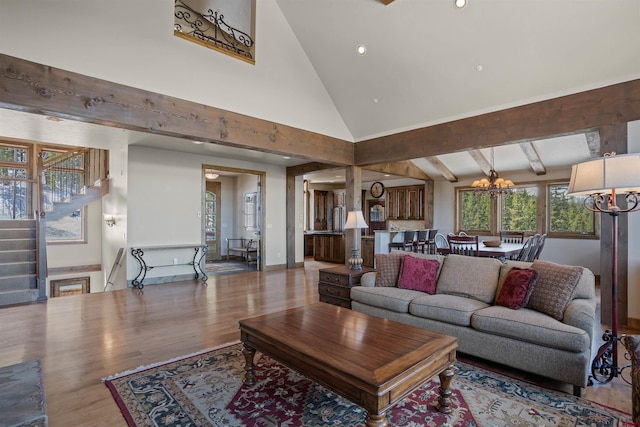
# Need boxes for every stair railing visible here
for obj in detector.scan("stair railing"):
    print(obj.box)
[39,147,109,217]
[104,248,125,291]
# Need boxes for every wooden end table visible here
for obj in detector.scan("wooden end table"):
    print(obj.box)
[239,303,458,427]
[318,265,375,308]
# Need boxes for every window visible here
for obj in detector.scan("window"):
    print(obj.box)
[244,192,257,230]
[458,190,491,233]
[0,144,30,220]
[501,186,538,232]
[547,183,596,237]
[43,150,87,243]
[456,181,595,238]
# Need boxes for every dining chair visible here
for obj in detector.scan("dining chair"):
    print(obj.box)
[389,230,416,252]
[426,229,438,254]
[516,235,538,262]
[500,230,525,244]
[434,233,449,255]
[533,233,547,260]
[414,229,429,253]
[447,234,479,257]
[458,231,469,236]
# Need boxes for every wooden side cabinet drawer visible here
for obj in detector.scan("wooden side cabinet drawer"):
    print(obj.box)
[317,265,375,308]
[318,283,350,300]
[319,271,350,286]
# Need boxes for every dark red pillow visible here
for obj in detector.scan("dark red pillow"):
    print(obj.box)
[397,256,439,294]
[495,267,538,309]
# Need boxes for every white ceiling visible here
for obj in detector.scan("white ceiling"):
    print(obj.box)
[1,0,638,185]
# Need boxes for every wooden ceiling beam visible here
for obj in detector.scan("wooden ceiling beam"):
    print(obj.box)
[287,162,337,177]
[354,78,640,165]
[426,156,457,182]
[585,131,601,158]
[467,149,492,176]
[363,160,432,180]
[519,141,547,175]
[0,54,354,167]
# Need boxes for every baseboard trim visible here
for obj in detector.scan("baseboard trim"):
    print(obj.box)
[48,264,102,275]
[262,263,287,271]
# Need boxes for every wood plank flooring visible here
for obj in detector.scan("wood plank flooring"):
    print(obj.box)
[0,259,634,426]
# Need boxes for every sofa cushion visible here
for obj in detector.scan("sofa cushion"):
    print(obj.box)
[350,286,424,313]
[528,260,583,320]
[436,255,502,304]
[410,294,489,326]
[398,256,439,294]
[495,267,538,309]
[471,306,590,353]
[374,252,405,287]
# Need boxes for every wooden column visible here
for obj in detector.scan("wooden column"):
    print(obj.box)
[345,166,362,265]
[599,124,628,327]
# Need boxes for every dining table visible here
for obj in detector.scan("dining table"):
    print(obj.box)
[439,242,525,262]
[477,242,525,261]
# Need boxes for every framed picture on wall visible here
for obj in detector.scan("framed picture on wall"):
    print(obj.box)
[50,277,90,297]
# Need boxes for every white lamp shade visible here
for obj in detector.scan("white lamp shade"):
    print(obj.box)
[568,153,640,196]
[344,210,368,229]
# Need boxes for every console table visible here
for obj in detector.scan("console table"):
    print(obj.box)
[130,244,208,289]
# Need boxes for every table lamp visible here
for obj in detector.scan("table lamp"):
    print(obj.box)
[344,210,368,270]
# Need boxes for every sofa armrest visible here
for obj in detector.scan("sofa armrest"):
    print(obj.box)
[360,272,378,287]
[563,298,597,343]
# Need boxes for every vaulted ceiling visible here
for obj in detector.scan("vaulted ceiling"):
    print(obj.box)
[1,1,639,185]
[274,0,640,183]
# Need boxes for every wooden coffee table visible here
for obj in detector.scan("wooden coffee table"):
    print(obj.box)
[239,303,458,427]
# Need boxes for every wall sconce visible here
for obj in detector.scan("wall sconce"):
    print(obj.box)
[104,214,116,227]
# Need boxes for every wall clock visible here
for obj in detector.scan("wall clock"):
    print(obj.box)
[371,181,385,198]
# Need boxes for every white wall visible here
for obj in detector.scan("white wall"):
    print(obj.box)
[0,0,352,142]
[126,145,288,281]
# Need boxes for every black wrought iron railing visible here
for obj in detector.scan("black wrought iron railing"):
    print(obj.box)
[174,0,254,60]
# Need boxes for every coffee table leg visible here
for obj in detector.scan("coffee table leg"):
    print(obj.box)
[365,412,388,427]
[437,365,455,414]
[242,344,256,386]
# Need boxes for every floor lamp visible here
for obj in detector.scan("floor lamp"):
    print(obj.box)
[344,210,368,270]
[568,152,640,383]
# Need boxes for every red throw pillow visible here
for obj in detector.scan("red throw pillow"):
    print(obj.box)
[397,256,440,294]
[495,267,539,309]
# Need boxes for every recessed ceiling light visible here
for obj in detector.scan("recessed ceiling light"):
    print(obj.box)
[476,65,484,71]
[455,0,467,8]
[46,117,62,122]
[283,156,291,159]
[192,140,204,145]
[356,44,367,56]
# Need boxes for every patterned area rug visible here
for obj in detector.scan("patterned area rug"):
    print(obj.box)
[0,359,48,427]
[103,343,630,427]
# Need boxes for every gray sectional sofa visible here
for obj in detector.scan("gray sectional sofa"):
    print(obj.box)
[350,252,597,396]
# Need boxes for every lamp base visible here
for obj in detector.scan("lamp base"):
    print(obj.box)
[348,249,363,270]
[590,330,632,385]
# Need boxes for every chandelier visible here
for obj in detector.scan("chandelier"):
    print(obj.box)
[471,148,514,198]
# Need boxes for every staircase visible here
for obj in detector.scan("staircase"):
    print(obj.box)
[0,219,38,306]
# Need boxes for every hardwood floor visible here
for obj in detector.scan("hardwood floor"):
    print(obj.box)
[0,259,634,426]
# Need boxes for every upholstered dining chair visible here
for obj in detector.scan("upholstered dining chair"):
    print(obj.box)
[447,234,479,257]
[434,233,449,255]
[500,230,525,244]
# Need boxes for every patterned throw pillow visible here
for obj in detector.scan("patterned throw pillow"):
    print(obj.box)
[397,256,440,294]
[495,267,538,309]
[527,260,583,320]
[374,252,405,287]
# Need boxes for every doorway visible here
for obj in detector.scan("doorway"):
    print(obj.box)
[202,165,265,271]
